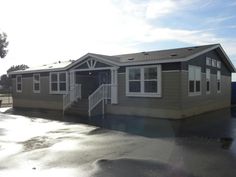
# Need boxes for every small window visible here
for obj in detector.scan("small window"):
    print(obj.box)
[188,65,201,96]
[50,72,67,93]
[217,61,221,68]
[212,59,217,67]
[206,57,211,66]
[144,67,158,93]
[16,75,22,93]
[129,68,141,92]
[217,71,221,93]
[59,73,66,91]
[206,69,210,94]
[33,74,40,93]
[51,73,58,92]
[126,65,161,97]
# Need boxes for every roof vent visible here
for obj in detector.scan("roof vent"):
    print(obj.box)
[170,54,178,57]
[142,52,149,55]
[128,58,134,61]
[187,48,193,51]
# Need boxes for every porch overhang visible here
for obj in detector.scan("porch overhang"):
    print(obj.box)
[66,53,120,72]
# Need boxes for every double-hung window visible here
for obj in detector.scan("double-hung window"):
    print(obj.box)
[206,69,210,94]
[188,65,201,96]
[50,72,67,94]
[16,75,22,93]
[212,59,217,67]
[206,57,211,66]
[33,74,40,93]
[126,65,161,97]
[217,71,221,93]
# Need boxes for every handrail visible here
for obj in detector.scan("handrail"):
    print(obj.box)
[63,84,81,114]
[88,84,111,117]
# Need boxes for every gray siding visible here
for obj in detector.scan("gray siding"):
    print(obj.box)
[182,49,231,76]
[179,48,232,117]
[118,62,181,73]
[180,72,231,117]
[107,71,183,118]
[12,75,63,110]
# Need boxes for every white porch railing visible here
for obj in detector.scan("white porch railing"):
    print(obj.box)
[63,84,81,113]
[88,84,111,117]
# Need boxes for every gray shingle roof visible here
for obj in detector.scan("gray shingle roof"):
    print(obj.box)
[113,44,218,63]
[10,43,235,74]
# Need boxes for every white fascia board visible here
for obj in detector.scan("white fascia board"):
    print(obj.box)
[8,67,66,75]
[66,53,120,71]
[218,45,236,72]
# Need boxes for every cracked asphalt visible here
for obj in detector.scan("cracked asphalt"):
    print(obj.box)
[0,107,236,177]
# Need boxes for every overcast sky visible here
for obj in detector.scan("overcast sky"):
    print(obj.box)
[0,0,236,76]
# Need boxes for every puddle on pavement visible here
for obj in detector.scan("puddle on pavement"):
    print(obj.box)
[3,107,236,141]
[87,127,110,135]
[88,158,196,177]
[220,137,234,149]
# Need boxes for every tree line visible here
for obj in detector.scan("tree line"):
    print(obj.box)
[0,65,29,93]
[0,31,29,93]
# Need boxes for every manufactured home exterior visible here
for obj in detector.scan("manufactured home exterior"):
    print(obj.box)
[9,44,235,119]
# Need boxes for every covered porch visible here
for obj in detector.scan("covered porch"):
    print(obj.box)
[63,54,119,117]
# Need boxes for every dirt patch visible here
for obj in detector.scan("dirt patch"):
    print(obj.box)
[20,136,57,151]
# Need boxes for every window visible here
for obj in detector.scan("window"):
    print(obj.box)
[212,59,217,67]
[206,57,211,66]
[144,67,158,93]
[33,74,40,93]
[217,61,221,68]
[188,65,201,96]
[217,71,221,93]
[50,72,67,93]
[16,75,22,93]
[126,65,161,97]
[128,68,141,92]
[206,69,210,94]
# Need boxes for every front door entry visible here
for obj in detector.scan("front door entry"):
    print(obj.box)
[98,71,110,85]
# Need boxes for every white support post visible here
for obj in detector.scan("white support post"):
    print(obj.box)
[102,85,105,115]
[111,68,118,104]
[69,70,75,102]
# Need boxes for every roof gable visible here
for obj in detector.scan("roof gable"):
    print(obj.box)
[68,54,119,71]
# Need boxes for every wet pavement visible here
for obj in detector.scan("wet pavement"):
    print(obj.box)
[0,107,236,176]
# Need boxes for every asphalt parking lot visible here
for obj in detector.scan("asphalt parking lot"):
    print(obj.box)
[0,107,236,177]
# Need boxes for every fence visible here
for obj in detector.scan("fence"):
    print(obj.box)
[0,93,13,107]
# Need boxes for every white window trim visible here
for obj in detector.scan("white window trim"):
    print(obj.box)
[206,68,210,95]
[188,65,202,96]
[16,75,22,93]
[217,61,221,69]
[212,59,217,67]
[33,74,40,93]
[206,57,211,66]
[49,72,68,94]
[125,65,162,97]
[217,71,221,94]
